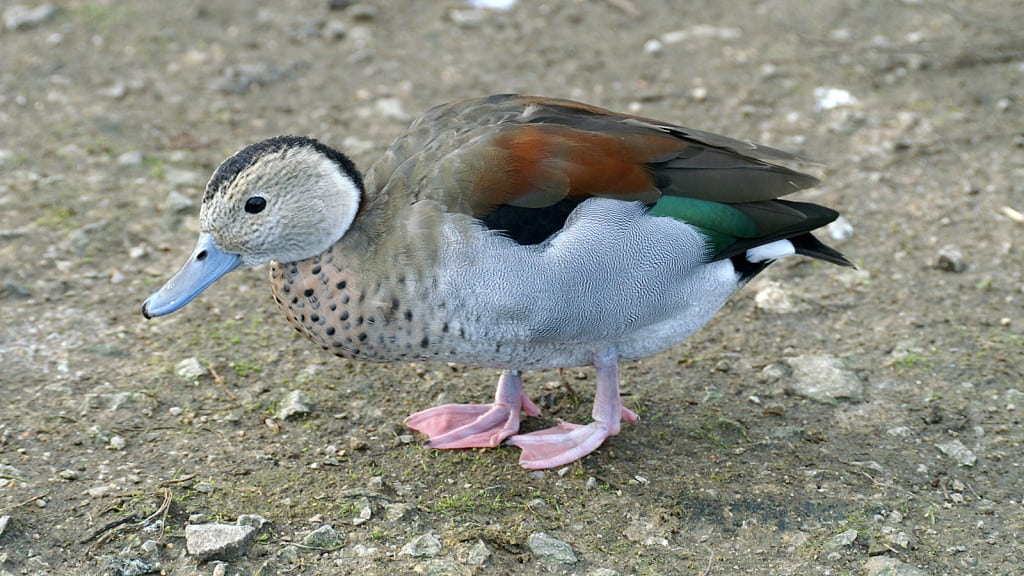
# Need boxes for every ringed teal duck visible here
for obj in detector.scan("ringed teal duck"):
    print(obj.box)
[143,94,852,469]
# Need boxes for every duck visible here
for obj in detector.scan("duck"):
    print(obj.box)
[143,94,852,470]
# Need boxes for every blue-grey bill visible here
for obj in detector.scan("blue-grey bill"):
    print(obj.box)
[142,233,242,318]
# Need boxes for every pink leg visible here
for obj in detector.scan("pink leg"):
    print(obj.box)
[506,349,638,469]
[404,370,541,449]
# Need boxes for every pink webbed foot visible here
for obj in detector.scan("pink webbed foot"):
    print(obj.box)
[506,350,637,469]
[404,371,541,449]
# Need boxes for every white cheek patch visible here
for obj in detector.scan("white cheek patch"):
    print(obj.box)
[746,239,795,263]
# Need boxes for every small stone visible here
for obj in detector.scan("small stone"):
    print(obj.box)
[211,561,226,576]
[163,190,195,214]
[462,539,491,566]
[175,357,207,380]
[863,555,931,576]
[117,151,144,166]
[374,97,409,121]
[935,245,966,273]
[277,390,315,420]
[643,38,664,55]
[448,8,488,28]
[886,426,912,437]
[825,529,858,551]
[587,570,622,576]
[141,539,160,558]
[87,485,112,498]
[782,355,863,404]
[352,496,372,525]
[526,470,545,480]
[185,523,256,561]
[384,502,412,522]
[210,63,292,94]
[827,216,854,240]
[399,533,442,558]
[527,532,577,565]
[189,513,207,525]
[585,476,599,490]
[936,439,977,467]
[277,544,299,563]
[301,524,342,549]
[58,469,79,481]
[109,435,126,450]
[0,516,9,538]
[3,4,58,31]
[193,481,214,494]
[321,19,347,40]
[101,557,152,576]
[348,3,379,21]
[236,514,271,536]
[754,281,798,313]
[163,167,202,187]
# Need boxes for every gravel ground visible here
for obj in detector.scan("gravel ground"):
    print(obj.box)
[1,1,1022,574]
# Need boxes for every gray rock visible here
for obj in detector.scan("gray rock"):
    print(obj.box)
[117,151,144,166]
[527,532,577,565]
[236,514,271,537]
[384,502,412,522]
[101,556,152,576]
[778,355,864,404]
[936,440,977,467]
[0,515,9,538]
[864,556,931,576]
[754,281,800,314]
[827,215,854,240]
[185,523,256,561]
[210,63,293,93]
[3,4,59,31]
[586,569,622,576]
[399,533,443,558]
[277,544,299,563]
[413,559,472,576]
[301,524,342,549]
[175,357,207,380]
[462,539,491,566]
[322,19,347,40]
[825,528,858,551]
[352,496,372,525]
[934,245,966,273]
[277,389,315,420]
[163,190,195,214]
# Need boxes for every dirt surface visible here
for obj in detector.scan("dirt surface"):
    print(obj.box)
[2,1,1023,574]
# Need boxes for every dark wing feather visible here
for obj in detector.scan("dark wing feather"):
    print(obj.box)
[412,95,846,263]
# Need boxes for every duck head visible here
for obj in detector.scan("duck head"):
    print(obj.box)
[142,136,363,318]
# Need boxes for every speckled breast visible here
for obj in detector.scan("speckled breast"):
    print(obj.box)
[268,244,455,363]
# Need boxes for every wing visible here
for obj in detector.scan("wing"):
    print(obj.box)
[397,94,844,262]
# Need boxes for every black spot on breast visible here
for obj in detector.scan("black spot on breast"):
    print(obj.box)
[329,303,337,311]
[283,285,290,294]
[326,326,335,336]
[304,288,314,297]
[420,336,430,348]
[336,280,347,290]
[310,313,319,323]
[355,316,364,326]
[441,322,449,333]
[404,310,413,321]
[358,333,368,342]
[312,265,321,275]
[340,311,349,321]
[291,296,299,305]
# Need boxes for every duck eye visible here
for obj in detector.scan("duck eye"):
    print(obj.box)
[244,196,267,214]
